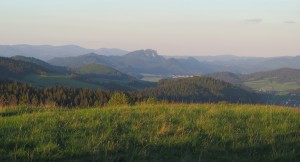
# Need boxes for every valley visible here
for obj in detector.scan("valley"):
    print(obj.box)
[1,46,300,107]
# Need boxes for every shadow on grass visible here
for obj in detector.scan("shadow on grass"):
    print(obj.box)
[57,140,299,162]
[0,108,38,117]
[2,132,298,162]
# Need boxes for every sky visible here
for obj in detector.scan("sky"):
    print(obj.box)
[0,0,299,56]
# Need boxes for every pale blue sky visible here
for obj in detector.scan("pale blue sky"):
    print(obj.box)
[0,0,299,56]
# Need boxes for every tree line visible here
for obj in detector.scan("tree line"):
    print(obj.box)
[0,81,110,107]
[0,77,261,108]
[139,77,260,103]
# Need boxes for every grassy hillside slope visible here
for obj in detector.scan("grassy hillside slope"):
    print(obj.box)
[242,68,300,93]
[0,104,299,161]
[206,68,300,93]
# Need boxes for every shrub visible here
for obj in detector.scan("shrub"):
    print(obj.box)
[108,92,129,106]
[144,97,159,104]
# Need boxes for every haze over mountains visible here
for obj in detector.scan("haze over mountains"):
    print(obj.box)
[1,44,299,74]
[47,47,300,75]
[49,49,221,75]
[0,44,128,60]
[0,44,299,106]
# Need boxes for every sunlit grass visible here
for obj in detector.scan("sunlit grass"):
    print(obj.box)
[0,103,299,161]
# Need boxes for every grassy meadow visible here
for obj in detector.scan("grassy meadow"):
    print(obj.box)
[141,73,163,82]
[244,79,300,94]
[0,103,299,161]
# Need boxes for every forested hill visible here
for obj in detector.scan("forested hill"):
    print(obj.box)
[139,76,259,103]
[206,68,300,84]
[0,56,153,90]
[241,68,300,83]
[0,56,55,78]
[205,68,300,93]
[205,72,243,85]
[73,63,134,80]
[10,55,68,74]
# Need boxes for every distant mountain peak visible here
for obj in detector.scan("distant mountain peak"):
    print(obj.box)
[94,48,128,56]
[125,49,160,58]
[144,49,158,57]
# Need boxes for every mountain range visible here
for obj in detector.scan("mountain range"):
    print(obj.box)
[0,44,128,60]
[0,54,261,104]
[48,48,300,76]
[1,52,300,106]
[207,56,300,73]
[166,54,300,73]
[0,55,154,91]
[48,49,220,75]
[1,44,300,75]
[1,44,300,93]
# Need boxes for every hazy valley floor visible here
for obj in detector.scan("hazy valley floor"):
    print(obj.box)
[0,103,299,161]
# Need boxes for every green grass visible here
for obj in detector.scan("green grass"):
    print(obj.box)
[244,78,300,94]
[141,73,163,82]
[0,104,299,161]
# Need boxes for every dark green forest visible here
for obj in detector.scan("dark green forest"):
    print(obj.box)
[0,77,261,108]
[0,81,109,107]
[2,76,299,108]
[0,57,50,78]
[140,77,259,103]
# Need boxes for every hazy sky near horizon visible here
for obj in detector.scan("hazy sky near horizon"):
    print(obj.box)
[0,0,299,56]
